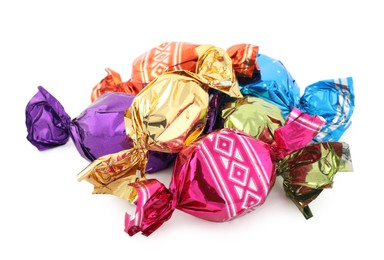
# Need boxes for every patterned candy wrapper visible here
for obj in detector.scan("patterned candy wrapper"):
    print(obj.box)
[90,42,259,102]
[77,44,243,202]
[124,109,334,237]
[299,77,355,142]
[238,53,354,142]
[25,87,175,173]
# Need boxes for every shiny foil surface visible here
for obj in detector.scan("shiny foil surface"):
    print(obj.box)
[77,148,147,201]
[26,87,175,173]
[125,128,277,236]
[171,128,276,222]
[124,111,326,236]
[239,54,300,118]
[277,142,353,219]
[125,70,210,152]
[78,45,242,201]
[91,68,138,102]
[227,43,259,79]
[217,96,285,144]
[90,42,254,101]
[299,77,355,142]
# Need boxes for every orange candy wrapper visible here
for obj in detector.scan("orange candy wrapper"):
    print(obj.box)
[90,42,259,102]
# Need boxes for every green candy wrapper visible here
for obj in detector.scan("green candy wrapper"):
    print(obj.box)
[277,142,353,219]
[217,96,285,144]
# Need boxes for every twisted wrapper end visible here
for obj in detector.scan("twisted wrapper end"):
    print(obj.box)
[125,179,176,236]
[77,148,148,203]
[277,142,353,219]
[26,86,72,150]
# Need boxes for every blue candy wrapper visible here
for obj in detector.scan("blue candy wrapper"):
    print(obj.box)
[299,77,355,142]
[239,54,300,118]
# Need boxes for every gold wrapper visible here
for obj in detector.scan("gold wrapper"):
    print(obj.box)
[219,96,284,144]
[125,71,209,152]
[78,45,242,202]
[77,148,146,201]
[195,45,242,98]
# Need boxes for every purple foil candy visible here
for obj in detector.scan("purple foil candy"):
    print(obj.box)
[25,86,175,173]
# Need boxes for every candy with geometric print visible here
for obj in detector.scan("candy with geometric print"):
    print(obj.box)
[124,128,277,236]
[125,109,325,236]
[90,42,259,102]
[171,127,276,222]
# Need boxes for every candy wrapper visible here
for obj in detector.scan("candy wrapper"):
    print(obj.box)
[299,77,355,142]
[239,53,300,118]
[277,141,353,218]
[124,109,341,236]
[78,44,243,202]
[216,96,285,144]
[90,42,259,101]
[25,87,175,173]
[238,53,354,141]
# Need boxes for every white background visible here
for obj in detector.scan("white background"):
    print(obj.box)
[0,0,382,259]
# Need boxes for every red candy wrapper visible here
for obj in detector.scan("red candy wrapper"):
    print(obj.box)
[125,109,325,236]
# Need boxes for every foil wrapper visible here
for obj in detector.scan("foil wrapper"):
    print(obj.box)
[78,45,243,202]
[299,77,355,142]
[25,86,175,173]
[277,142,353,218]
[216,96,285,144]
[90,68,138,103]
[124,109,326,236]
[239,53,300,118]
[90,42,259,101]
[227,43,260,84]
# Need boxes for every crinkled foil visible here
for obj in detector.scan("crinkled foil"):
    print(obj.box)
[90,42,252,101]
[78,45,242,202]
[125,71,209,152]
[299,77,355,142]
[277,142,353,219]
[217,96,285,144]
[26,86,175,173]
[239,54,300,118]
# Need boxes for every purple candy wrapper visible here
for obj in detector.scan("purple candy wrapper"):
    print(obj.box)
[25,86,175,173]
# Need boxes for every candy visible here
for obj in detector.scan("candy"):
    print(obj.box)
[125,109,330,236]
[90,42,259,101]
[239,53,300,118]
[238,54,354,141]
[78,44,243,202]
[216,96,285,144]
[278,141,353,218]
[25,86,175,173]
[299,77,355,142]
[66,42,355,237]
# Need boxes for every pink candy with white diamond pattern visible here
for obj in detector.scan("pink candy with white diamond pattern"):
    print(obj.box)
[174,128,275,221]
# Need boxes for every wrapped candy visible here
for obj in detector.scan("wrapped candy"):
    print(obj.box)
[215,96,285,144]
[90,42,259,102]
[125,109,336,236]
[78,44,243,202]
[25,86,175,173]
[90,42,199,101]
[299,77,355,142]
[238,53,354,142]
[278,141,353,218]
[239,53,300,118]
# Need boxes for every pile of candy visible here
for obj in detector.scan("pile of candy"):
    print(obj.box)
[26,42,354,236]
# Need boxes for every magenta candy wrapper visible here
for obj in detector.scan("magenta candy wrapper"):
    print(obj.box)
[125,109,325,236]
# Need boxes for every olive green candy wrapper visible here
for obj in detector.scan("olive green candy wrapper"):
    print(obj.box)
[277,142,353,219]
[217,96,285,145]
